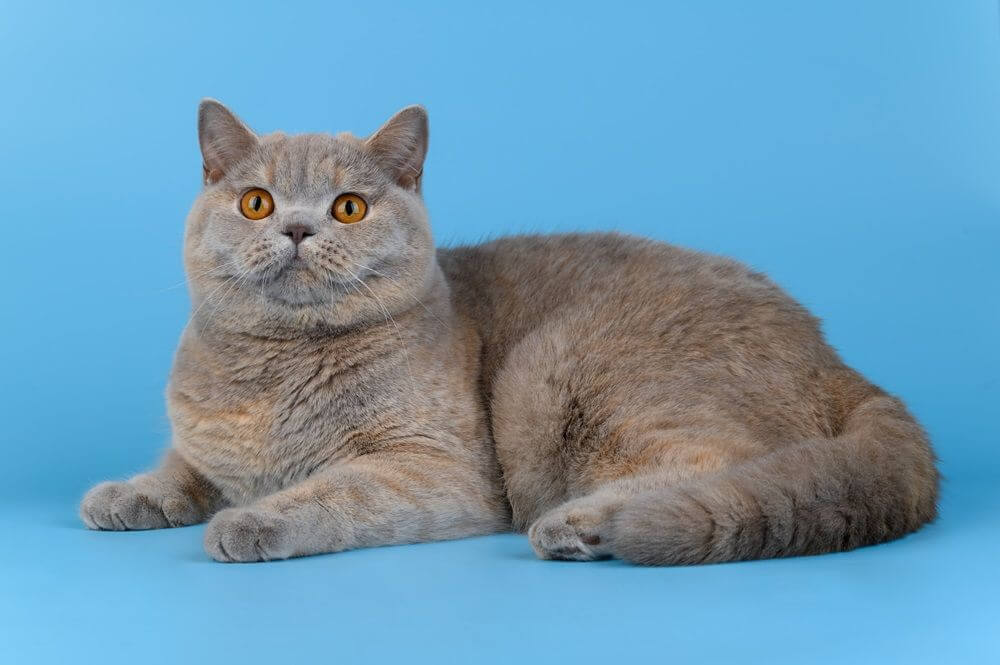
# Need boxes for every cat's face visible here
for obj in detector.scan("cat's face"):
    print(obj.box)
[184,100,434,333]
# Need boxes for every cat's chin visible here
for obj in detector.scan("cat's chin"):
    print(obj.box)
[262,269,350,308]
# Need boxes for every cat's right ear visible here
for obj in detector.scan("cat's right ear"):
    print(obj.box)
[198,99,259,184]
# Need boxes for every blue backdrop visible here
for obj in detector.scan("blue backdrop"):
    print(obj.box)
[2,2,998,663]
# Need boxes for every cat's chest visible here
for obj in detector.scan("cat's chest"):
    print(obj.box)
[169,338,398,504]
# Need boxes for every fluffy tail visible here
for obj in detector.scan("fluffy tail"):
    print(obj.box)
[611,394,939,565]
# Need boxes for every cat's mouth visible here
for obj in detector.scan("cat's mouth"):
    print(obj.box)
[259,255,359,306]
[267,257,319,285]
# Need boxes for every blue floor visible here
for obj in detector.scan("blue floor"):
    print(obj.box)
[2,476,998,664]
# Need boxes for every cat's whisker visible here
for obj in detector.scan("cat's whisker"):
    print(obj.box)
[203,267,253,329]
[190,270,247,332]
[342,266,418,400]
[348,260,449,330]
[157,261,239,293]
[258,265,269,304]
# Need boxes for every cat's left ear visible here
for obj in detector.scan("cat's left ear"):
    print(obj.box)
[365,105,429,192]
[198,99,259,184]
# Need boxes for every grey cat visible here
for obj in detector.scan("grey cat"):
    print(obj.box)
[80,101,938,564]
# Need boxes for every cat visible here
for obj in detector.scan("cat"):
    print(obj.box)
[79,100,939,564]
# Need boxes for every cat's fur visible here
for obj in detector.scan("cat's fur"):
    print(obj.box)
[80,101,939,564]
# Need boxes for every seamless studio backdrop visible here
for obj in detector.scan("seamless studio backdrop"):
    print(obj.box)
[1,2,998,664]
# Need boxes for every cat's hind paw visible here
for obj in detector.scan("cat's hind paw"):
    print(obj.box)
[203,507,296,563]
[528,503,614,562]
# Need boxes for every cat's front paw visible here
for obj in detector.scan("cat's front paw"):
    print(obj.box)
[80,481,198,530]
[203,507,296,563]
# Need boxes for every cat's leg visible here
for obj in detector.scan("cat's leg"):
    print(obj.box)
[80,449,225,530]
[202,444,510,562]
[528,474,690,562]
[527,429,758,561]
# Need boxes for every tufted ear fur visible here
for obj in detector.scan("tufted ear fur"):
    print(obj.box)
[365,105,429,192]
[198,99,259,184]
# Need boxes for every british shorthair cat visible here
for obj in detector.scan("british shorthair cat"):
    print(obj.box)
[80,101,938,564]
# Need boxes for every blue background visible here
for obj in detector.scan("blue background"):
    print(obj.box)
[2,1,998,663]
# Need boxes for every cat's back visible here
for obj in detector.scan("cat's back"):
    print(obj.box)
[438,232,816,349]
[438,232,845,424]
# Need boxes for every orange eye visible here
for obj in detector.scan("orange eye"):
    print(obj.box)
[332,193,368,224]
[239,189,274,220]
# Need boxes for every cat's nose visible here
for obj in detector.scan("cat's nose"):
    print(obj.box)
[282,224,316,246]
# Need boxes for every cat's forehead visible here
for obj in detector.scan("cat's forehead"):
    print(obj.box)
[243,132,386,196]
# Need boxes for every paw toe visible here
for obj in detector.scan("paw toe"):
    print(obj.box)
[160,496,200,527]
[80,482,132,530]
[110,490,167,530]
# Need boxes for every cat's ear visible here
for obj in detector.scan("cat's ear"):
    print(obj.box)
[198,99,259,184]
[365,105,429,192]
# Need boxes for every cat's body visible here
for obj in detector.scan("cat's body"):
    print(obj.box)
[80,102,938,564]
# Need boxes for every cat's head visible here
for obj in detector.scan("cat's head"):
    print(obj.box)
[184,100,435,334]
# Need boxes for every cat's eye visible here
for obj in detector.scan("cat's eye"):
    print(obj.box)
[239,188,274,220]
[332,193,368,224]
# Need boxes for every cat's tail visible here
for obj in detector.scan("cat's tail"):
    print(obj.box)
[610,393,939,565]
